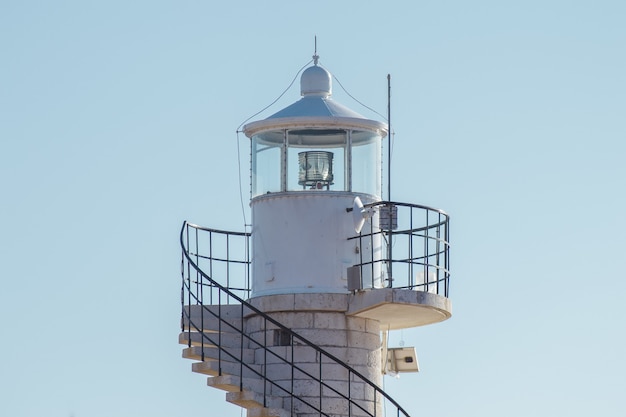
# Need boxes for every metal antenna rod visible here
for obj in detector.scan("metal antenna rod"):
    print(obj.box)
[313,36,319,64]
[386,74,393,286]
[387,74,391,201]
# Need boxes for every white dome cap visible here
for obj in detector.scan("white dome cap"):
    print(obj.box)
[242,59,388,139]
[300,65,332,97]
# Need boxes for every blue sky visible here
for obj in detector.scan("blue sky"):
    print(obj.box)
[1,1,624,416]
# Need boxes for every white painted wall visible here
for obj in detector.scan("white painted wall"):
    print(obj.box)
[250,192,382,297]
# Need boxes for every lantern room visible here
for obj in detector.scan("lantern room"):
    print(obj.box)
[244,63,387,199]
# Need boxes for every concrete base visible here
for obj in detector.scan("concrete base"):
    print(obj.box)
[247,292,382,417]
[347,288,452,330]
[249,288,452,330]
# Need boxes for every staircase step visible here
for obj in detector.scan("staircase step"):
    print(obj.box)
[207,374,266,393]
[181,316,246,333]
[182,346,254,363]
[206,377,291,417]
[246,408,291,417]
[182,304,252,331]
[179,331,244,348]
[206,374,244,392]
[191,358,262,377]
[226,390,283,410]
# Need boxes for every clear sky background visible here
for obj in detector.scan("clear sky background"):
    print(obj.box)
[1,1,624,416]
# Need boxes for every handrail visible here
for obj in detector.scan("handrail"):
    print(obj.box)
[180,221,411,417]
[348,200,451,297]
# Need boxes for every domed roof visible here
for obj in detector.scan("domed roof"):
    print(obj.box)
[243,61,388,138]
[265,64,364,120]
[300,65,332,97]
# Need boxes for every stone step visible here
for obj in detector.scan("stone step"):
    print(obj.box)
[246,407,291,417]
[206,375,291,417]
[181,318,245,333]
[191,357,262,377]
[179,331,244,349]
[182,304,247,333]
[182,346,254,363]
[207,374,265,393]
[226,390,283,410]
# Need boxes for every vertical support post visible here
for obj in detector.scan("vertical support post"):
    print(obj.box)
[281,130,288,191]
[319,359,323,417]
[409,206,414,288]
[291,342,295,415]
[263,318,268,407]
[348,375,352,417]
[209,231,213,304]
[239,302,244,391]
[423,209,429,290]
[226,234,230,303]
[346,130,352,192]
[217,291,221,374]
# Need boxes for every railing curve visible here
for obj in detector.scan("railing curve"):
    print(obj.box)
[348,201,451,297]
[180,221,410,417]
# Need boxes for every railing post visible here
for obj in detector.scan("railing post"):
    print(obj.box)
[369,223,375,288]
[200,232,205,362]
[217,290,221,375]
[374,384,378,416]
[319,359,322,417]
[291,342,295,415]
[226,234,230,303]
[240,302,244,391]
[263,317,267,407]
[348,373,352,417]
[209,231,213,305]
[246,233,251,299]
[446,216,451,297]
[186,225,192,347]
[194,228,200,300]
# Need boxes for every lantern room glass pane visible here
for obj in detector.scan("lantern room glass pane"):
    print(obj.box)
[351,132,381,197]
[252,134,281,197]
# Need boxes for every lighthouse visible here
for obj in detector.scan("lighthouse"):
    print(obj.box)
[180,54,452,417]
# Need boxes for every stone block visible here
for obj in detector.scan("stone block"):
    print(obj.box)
[255,345,319,365]
[268,311,314,329]
[345,316,368,332]
[346,330,380,350]
[248,294,295,313]
[294,328,348,347]
[294,293,348,311]
[313,312,348,330]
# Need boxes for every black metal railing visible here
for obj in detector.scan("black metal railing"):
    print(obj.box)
[182,223,251,304]
[348,201,451,297]
[180,221,410,417]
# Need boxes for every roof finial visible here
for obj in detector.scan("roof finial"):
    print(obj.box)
[313,35,319,65]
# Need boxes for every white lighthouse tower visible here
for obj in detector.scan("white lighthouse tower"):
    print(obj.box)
[180,55,452,417]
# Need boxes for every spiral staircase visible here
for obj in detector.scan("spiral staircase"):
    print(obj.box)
[180,222,412,417]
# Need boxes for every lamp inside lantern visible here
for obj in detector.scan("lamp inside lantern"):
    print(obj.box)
[298,151,334,189]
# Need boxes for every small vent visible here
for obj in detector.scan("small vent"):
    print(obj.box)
[273,329,292,346]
